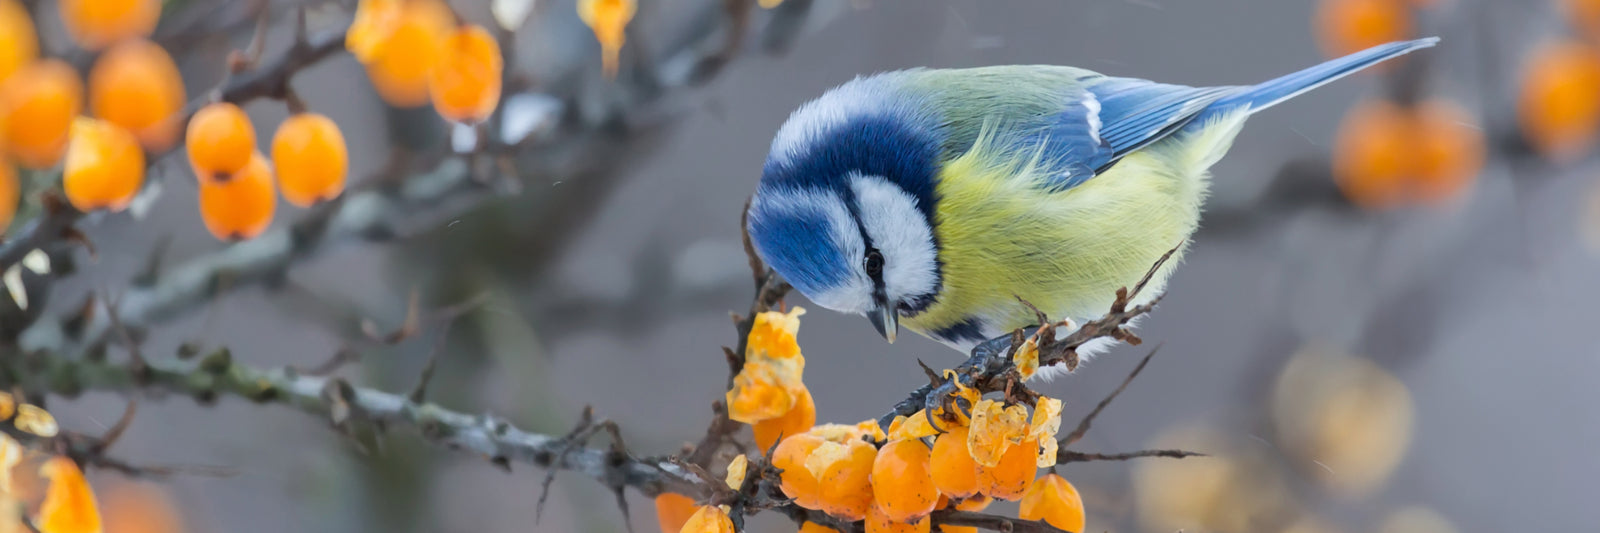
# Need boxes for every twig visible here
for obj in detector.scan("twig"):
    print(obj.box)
[1059,346,1159,448]
[0,354,702,499]
[1056,449,1206,464]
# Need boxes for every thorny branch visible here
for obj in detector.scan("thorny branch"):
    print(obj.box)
[0,2,1197,532]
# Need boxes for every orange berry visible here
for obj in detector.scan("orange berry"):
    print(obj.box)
[0,0,38,84]
[654,493,696,533]
[1018,473,1086,533]
[0,161,15,231]
[36,456,103,533]
[577,0,637,79]
[1315,0,1412,60]
[90,38,186,151]
[197,152,276,240]
[365,0,453,108]
[975,438,1036,501]
[271,113,348,206]
[754,387,816,454]
[871,439,939,522]
[1,60,83,169]
[1518,41,1600,160]
[59,0,160,51]
[678,505,734,533]
[63,117,144,212]
[772,433,825,509]
[865,506,930,533]
[347,0,404,63]
[930,426,979,498]
[800,522,841,533]
[186,102,257,180]
[817,439,877,520]
[430,24,503,123]
[1332,100,1412,209]
[100,480,186,533]
[771,430,877,520]
[1410,99,1483,205]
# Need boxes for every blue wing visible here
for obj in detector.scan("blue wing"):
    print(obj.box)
[1035,37,1439,191]
[1037,80,1238,190]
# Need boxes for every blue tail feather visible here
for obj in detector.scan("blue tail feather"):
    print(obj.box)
[1202,37,1440,118]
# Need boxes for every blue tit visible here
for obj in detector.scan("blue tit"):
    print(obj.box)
[746,38,1437,354]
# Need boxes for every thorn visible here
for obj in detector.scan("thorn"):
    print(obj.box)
[408,319,456,404]
[916,359,941,387]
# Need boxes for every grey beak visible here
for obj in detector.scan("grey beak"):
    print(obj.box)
[869,305,898,344]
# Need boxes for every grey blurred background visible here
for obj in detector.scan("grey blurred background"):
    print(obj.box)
[17,0,1600,531]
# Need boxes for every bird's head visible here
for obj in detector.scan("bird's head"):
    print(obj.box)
[747,79,944,343]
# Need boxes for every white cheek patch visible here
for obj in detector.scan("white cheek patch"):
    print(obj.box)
[759,188,875,315]
[850,174,939,305]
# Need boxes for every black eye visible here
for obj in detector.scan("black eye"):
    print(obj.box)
[864,249,884,278]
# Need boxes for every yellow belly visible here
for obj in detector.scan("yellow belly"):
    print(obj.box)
[902,115,1246,348]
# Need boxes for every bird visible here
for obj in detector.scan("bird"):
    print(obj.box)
[745,38,1438,359]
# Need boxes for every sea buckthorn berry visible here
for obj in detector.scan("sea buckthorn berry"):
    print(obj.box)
[1332,99,1411,209]
[812,438,877,520]
[347,0,404,63]
[754,386,815,454]
[36,456,102,533]
[198,152,276,241]
[63,118,145,213]
[1,60,83,169]
[577,0,637,79]
[1315,0,1411,60]
[90,38,186,151]
[930,426,979,498]
[872,439,940,522]
[271,113,349,206]
[654,493,696,533]
[1518,41,1600,160]
[865,506,930,533]
[0,0,38,84]
[772,425,879,520]
[187,102,257,181]
[0,161,16,231]
[799,522,841,533]
[678,505,733,533]
[1018,473,1086,533]
[772,433,825,509]
[975,438,1037,501]
[365,0,454,108]
[430,24,503,124]
[1411,100,1484,205]
[59,0,160,51]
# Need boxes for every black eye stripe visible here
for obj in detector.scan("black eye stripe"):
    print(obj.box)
[864,249,884,279]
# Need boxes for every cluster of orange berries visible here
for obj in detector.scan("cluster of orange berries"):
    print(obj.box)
[347,0,503,123]
[0,0,170,231]
[1513,0,1600,160]
[0,0,352,240]
[659,308,1088,533]
[182,101,350,240]
[1313,0,1486,209]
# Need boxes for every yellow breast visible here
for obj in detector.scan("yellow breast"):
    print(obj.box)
[902,114,1248,344]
